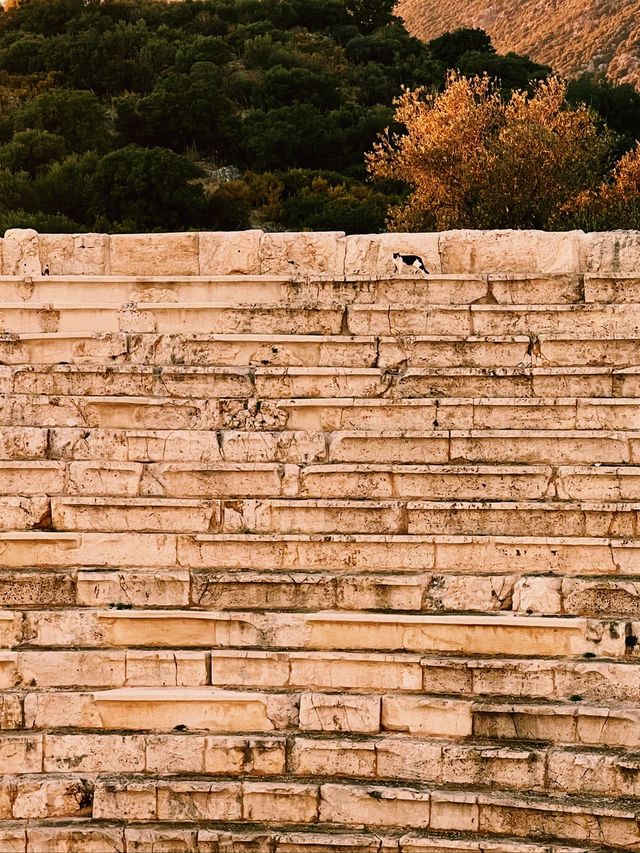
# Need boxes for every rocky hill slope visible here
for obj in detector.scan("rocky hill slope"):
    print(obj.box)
[398,0,640,87]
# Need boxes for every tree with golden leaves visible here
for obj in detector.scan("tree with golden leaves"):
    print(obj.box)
[557,142,640,230]
[366,73,615,230]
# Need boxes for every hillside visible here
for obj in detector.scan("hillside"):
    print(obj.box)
[397,0,640,87]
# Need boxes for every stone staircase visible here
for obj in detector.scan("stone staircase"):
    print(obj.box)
[1,227,640,852]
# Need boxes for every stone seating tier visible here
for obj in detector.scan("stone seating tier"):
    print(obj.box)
[1,228,640,852]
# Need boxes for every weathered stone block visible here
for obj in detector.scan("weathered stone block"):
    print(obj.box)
[110,233,199,275]
[344,233,441,277]
[39,233,108,275]
[439,230,582,274]
[260,231,346,276]
[199,230,262,274]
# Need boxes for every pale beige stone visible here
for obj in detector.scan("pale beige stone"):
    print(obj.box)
[0,461,64,494]
[320,783,430,827]
[0,531,177,569]
[548,749,640,797]
[0,735,43,774]
[489,273,582,304]
[260,231,345,276]
[211,650,423,691]
[205,736,286,775]
[585,273,640,302]
[110,233,199,275]
[145,734,206,773]
[277,833,398,853]
[157,781,242,821]
[0,695,22,730]
[77,569,189,607]
[430,791,479,832]
[561,577,640,617]
[0,830,25,853]
[125,828,197,853]
[44,733,144,772]
[0,427,47,460]
[375,739,442,782]
[513,577,563,614]
[299,693,380,733]
[301,464,551,502]
[39,233,108,275]
[180,534,436,573]
[440,230,582,274]
[17,650,125,687]
[243,782,319,822]
[0,652,18,688]
[441,744,546,791]
[52,496,219,533]
[3,229,40,275]
[92,688,293,731]
[124,651,207,686]
[290,737,376,777]
[12,777,91,818]
[582,230,640,273]
[199,230,263,274]
[344,233,441,277]
[305,612,623,658]
[93,779,157,820]
[141,462,284,498]
[26,827,124,853]
[382,696,473,737]
[0,612,22,647]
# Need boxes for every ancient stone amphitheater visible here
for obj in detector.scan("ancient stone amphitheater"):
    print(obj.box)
[0,227,640,852]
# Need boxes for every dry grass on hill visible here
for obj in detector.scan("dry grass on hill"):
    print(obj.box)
[397,0,640,87]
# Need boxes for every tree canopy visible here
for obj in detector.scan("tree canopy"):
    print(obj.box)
[0,1,636,232]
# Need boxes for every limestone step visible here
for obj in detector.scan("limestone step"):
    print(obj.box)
[5,301,640,339]
[186,571,640,619]
[0,272,593,306]
[7,395,640,433]
[297,464,640,502]
[46,497,640,537]
[0,332,379,368]
[4,365,635,399]
[0,497,49,530]
[14,610,628,658]
[280,398,640,432]
[4,459,629,502]
[2,531,640,575]
[0,302,346,335]
[50,497,220,533]
[14,679,640,749]
[327,431,640,466]
[35,427,640,465]
[474,701,640,748]
[69,780,640,845]
[0,826,602,853]
[4,730,640,804]
[5,646,640,699]
[586,273,640,303]
[3,567,637,618]
[5,331,640,368]
[420,655,640,703]
[0,563,622,620]
[206,651,640,707]
[0,826,620,853]
[348,302,640,338]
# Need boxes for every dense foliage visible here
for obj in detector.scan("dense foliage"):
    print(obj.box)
[367,75,620,230]
[0,0,637,232]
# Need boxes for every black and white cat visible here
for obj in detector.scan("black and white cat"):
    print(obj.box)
[392,252,429,275]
